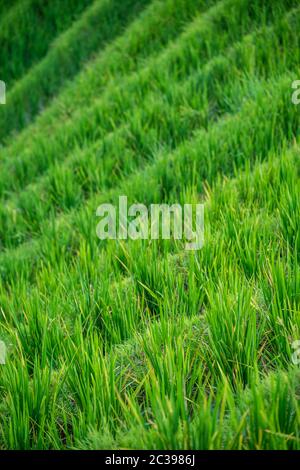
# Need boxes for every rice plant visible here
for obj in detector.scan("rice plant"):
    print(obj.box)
[0,0,299,450]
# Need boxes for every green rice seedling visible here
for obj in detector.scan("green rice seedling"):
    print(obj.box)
[0,0,295,197]
[0,69,298,287]
[261,251,300,366]
[0,0,93,85]
[0,0,217,142]
[0,0,17,17]
[0,356,64,449]
[1,145,299,448]
[203,276,260,388]
[235,369,300,450]
[0,0,152,139]
[1,0,300,450]
[0,145,297,371]
[76,369,300,450]
[0,6,299,249]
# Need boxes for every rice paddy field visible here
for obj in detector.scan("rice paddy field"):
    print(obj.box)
[0,0,299,451]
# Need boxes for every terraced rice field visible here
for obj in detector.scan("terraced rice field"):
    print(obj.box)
[0,0,299,450]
